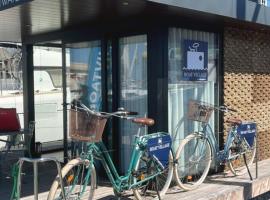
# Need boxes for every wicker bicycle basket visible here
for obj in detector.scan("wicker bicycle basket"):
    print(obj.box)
[69,109,107,142]
[188,100,214,123]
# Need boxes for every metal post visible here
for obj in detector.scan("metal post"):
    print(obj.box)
[62,45,68,164]
[17,157,66,200]
[256,135,258,179]
[17,160,24,200]
[22,44,35,156]
[33,162,38,200]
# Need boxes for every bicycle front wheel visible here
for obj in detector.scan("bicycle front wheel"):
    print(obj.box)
[174,133,212,191]
[228,137,256,176]
[47,158,96,200]
[132,151,173,200]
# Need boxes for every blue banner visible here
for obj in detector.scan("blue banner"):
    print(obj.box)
[69,46,102,111]
[0,0,32,11]
[87,47,102,110]
[183,40,208,81]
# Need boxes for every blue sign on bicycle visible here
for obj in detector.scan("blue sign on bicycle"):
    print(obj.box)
[147,134,172,168]
[237,122,256,147]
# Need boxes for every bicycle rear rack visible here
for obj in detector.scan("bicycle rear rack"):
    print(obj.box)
[16,157,66,200]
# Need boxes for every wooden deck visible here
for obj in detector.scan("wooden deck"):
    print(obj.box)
[1,155,270,200]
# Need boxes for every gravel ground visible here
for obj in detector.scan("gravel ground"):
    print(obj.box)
[251,192,270,200]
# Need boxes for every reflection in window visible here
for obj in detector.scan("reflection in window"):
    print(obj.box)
[33,46,63,143]
[168,28,219,172]
[0,45,24,148]
[119,35,147,173]
[0,45,23,120]
[68,41,102,110]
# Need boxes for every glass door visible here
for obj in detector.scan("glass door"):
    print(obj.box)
[168,28,219,172]
[168,28,219,146]
[33,46,64,150]
[118,35,148,173]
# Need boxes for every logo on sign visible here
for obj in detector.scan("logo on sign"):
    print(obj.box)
[149,143,170,152]
[186,43,205,70]
[183,40,208,81]
[158,138,162,145]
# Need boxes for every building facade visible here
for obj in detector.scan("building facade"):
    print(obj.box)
[0,0,270,173]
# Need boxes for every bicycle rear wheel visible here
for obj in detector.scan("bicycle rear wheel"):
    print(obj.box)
[174,133,212,191]
[132,151,173,200]
[228,137,256,176]
[47,158,96,200]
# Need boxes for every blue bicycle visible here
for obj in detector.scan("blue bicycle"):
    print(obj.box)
[174,100,256,191]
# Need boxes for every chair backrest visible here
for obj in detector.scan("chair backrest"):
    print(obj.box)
[0,108,21,132]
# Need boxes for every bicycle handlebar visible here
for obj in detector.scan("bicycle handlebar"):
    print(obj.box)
[218,105,237,113]
[71,100,138,119]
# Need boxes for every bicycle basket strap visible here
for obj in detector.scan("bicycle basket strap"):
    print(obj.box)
[147,134,172,168]
[236,122,256,147]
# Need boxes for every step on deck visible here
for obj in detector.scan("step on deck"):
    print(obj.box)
[14,159,270,200]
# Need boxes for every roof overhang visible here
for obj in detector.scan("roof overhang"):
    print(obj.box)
[1,0,270,43]
[149,0,270,26]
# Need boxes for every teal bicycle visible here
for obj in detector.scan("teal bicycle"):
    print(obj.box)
[47,101,173,200]
[173,100,256,191]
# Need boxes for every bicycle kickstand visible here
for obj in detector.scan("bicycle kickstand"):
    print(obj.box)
[154,177,161,200]
[243,153,253,181]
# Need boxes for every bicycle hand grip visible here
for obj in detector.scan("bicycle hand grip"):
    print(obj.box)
[126,111,138,116]
[227,107,237,112]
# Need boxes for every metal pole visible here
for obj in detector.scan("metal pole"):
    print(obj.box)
[256,135,258,179]
[33,162,38,200]
[17,160,24,200]
[62,45,68,164]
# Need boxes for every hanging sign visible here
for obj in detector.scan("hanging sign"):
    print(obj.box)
[183,40,208,81]
[0,0,32,11]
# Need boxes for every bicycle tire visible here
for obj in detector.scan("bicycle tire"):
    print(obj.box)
[132,151,173,200]
[228,137,256,176]
[47,158,96,200]
[174,133,212,191]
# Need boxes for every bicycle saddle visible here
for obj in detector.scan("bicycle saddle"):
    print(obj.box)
[132,118,155,126]
[225,118,242,125]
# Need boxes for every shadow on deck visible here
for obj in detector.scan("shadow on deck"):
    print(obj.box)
[0,151,270,200]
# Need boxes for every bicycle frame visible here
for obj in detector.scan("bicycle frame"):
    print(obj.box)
[197,123,240,163]
[81,133,167,194]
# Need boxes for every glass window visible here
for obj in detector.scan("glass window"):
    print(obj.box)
[67,41,102,110]
[33,46,63,144]
[0,45,23,148]
[168,28,219,149]
[119,35,147,173]
[66,41,102,157]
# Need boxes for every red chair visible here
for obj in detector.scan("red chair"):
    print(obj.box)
[0,108,21,132]
[0,108,34,160]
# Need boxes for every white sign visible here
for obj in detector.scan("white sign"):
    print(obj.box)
[187,51,204,70]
